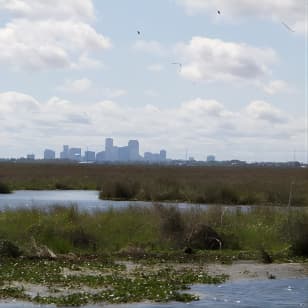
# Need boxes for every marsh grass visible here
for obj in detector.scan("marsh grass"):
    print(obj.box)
[0,205,307,257]
[1,163,308,205]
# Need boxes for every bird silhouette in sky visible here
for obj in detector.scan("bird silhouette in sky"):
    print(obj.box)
[217,10,221,15]
[281,22,295,32]
[137,30,141,35]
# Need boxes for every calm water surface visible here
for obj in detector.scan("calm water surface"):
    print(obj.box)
[0,278,307,307]
[0,190,307,213]
[0,190,209,211]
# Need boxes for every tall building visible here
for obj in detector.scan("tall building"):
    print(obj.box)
[96,151,105,162]
[128,140,140,161]
[60,145,69,159]
[160,150,167,161]
[118,146,129,161]
[105,138,114,161]
[44,149,56,160]
[144,149,167,163]
[105,138,119,161]
[69,148,81,161]
[84,151,95,162]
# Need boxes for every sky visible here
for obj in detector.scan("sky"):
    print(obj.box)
[0,0,307,162]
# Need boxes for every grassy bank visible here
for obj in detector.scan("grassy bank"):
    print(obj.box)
[0,163,308,205]
[1,205,307,257]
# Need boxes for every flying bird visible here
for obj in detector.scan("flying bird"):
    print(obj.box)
[217,10,221,15]
[137,30,141,35]
[281,22,295,32]
[172,62,182,72]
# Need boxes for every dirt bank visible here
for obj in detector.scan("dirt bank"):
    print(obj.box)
[205,261,308,281]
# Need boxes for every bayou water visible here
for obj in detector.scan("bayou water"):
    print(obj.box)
[0,278,307,307]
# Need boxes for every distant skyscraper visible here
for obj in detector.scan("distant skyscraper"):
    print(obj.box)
[160,150,167,161]
[118,146,129,161]
[84,150,95,162]
[96,151,105,162]
[144,149,167,163]
[44,149,56,160]
[69,148,81,161]
[128,140,140,161]
[60,145,69,159]
[105,138,114,161]
[105,138,113,152]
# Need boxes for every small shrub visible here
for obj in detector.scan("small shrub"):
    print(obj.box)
[101,181,140,200]
[219,187,240,204]
[55,183,70,190]
[69,227,96,249]
[289,215,308,256]
[0,239,22,257]
[155,205,185,248]
[220,232,241,250]
[0,182,11,194]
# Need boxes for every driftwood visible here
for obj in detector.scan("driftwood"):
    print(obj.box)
[29,237,57,259]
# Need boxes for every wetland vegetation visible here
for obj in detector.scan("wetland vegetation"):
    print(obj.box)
[0,163,308,206]
[1,163,308,306]
[0,204,308,306]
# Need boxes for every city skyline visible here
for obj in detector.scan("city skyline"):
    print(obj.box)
[0,1,306,162]
[30,138,167,163]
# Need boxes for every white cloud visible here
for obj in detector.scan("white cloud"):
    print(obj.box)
[0,1,111,70]
[177,0,306,34]
[175,36,277,82]
[0,91,40,113]
[180,98,226,117]
[262,80,292,95]
[59,78,92,93]
[0,0,95,21]
[0,91,303,160]
[245,100,286,123]
[133,40,165,56]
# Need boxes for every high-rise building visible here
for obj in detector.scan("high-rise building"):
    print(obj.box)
[69,148,81,161]
[96,151,105,162]
[105,138,113,152]
[44,149,56,160]
[60,145,69,159]
[105,138,114,161]
[128,140,140,161]
[160,150,167,161]
[118,146,129,161]
[84,151,95,162]
[144,150,166,163]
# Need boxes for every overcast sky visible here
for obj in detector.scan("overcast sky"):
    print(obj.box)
[0,0,307,161]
